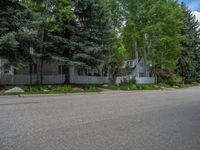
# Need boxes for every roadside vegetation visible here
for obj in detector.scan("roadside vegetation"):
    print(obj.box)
[0,85,103,95]
[0,0,200,92]
[0,82,198,96]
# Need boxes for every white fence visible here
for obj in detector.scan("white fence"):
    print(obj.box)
[0,75,65,85]
[116,75,155,84]
[115,75,135,85]
[70,76,109,84]
[136,77,155,84]
[0,74,109,85]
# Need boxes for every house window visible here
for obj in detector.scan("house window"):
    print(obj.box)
[88,69,92,76]
[4,69,9,74]
[78,68,84,76]
[58,65,63,74]
[33,64,37,74]
[129,61,133,66]
[14,69,17,75]
[140,62,143,67]
[139,72,144,77]
[84,69,88,76]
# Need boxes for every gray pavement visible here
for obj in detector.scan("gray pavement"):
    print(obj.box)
[0,88,200,150]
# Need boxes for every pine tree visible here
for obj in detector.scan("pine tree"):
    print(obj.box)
[22,0,74,84]
[72,0,113,69]
[177,3,200,83]
[0,0,38,66]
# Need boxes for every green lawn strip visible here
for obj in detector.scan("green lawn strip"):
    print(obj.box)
[0,84,198,96]
[112,83,199,91]
[0,85,102,96]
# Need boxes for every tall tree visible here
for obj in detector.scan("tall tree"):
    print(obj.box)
[0,0,38,66]
[177,3,200,83]
[123,0,182,70]
[22,0,74,84]
[72,0,113,69]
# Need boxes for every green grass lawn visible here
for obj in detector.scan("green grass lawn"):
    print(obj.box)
[0,83,198,96]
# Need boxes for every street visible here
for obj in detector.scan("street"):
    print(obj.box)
[0,88,200,150]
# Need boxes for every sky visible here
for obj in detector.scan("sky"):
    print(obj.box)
[179,0,200,22]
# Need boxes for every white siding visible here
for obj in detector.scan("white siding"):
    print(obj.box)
[116,75,155,84]
[136,77,155,84]
[70,75,109,84]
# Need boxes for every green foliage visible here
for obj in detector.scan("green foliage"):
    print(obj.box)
[116,83,160,91]
[167,75,183,86]
[0,0,38,66]
[123,0,182,69]
[1,0,200,86]
[177,3,200,83]
[72,0,113,67]
[22,85,73,93]
[83,86,101,92]
[22,85,101,93]
[158,75,183,86]
[51,85,73,93]
[155,68,174,79]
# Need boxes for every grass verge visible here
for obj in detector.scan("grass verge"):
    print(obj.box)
[0,83,198,96]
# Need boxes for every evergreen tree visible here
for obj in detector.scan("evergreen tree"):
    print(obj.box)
[22,0,74,84]
[72,0,113,69]
[177,3,200,83]
[0,0,38,66]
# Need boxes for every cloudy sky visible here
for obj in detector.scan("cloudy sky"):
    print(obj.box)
[179,0,200,22]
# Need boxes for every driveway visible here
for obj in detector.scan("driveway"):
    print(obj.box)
[0,88,200,150]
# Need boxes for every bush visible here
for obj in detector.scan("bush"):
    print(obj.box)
[155,68,183,86]
[155,68,174,79]
[165,75,182,86]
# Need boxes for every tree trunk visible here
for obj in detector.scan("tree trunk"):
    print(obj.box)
[63,66,70,84]
[63,24,72,84]
[38,28,48,85]
[134,40,139,77]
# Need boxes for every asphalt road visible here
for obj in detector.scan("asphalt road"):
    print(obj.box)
[0,88,200,150]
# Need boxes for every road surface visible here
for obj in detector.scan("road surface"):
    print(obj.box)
[0,88,200,150]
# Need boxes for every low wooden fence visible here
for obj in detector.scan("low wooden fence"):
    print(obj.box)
[0,74,109,85]
[116,75,155,84]
[0,75,65,85]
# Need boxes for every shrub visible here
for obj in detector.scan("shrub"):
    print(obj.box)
[165,75,182,86]
[155,68,174,79]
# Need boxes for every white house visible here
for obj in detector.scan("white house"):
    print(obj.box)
[116,57,156,84]
[0,57,155,85]
[0,58,109,85]
[123,57,153,77]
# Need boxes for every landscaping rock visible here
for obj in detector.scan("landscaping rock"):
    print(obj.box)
[173,86,180,89]
[160,86,165,90]
[43,89,49,92]
[102,84,109,88]
[4,87,24,94]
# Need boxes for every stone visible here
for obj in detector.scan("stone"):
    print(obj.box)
[4,87,24,94]
[43,89,49,92]
[102,84,109,88]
